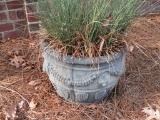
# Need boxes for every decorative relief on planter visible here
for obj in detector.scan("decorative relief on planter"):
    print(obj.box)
[44,61,123,87]
[94,90,107,100]
[42,43,126,103]
[56,88,70,99]
[50,81,57,90]
[75,93,89,102]
[45,64,98,86]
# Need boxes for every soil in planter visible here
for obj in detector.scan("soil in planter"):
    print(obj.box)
[44,31,126,58]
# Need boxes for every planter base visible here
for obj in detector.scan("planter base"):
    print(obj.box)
[42,43,126,104]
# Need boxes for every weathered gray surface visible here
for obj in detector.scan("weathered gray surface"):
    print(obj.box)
[42,42,126,104]
[138,0,160,15]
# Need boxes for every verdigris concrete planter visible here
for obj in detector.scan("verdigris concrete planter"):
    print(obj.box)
[42,42,126,104]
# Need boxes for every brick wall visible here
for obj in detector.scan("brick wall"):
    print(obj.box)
[0,0,159,40]
[0,0,40,40]
[0,0,28,40]
[24,0,40,38]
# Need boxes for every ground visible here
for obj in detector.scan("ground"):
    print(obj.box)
[0,14,160,120]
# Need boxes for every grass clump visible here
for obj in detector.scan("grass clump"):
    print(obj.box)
[38,0,141,57]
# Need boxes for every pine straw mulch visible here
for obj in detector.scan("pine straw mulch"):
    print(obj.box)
[0,14,160,120]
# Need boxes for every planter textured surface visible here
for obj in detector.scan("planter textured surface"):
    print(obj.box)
[42,42,126,104]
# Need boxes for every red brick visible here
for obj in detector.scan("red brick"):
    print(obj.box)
[0,33,3,40]
[17,10,26,19]
[29,23,39,31]
[0,12,7,22]
[15,20,27,29]
[7,0,23,9]
[9,10,26,20]
[0,23,13,32]
[25,0,37,3]
[151,0,159,4]
[0,2,6,11]
[9,11,17,20]
[4,29,28,39]
[26,4,37,13]
[28,15,39,22]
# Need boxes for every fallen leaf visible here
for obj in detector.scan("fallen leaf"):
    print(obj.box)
[21,62,28,68]
[28,80,42,86]
[53,97,62,104]
[29,42,36,48]
[13,50,21,56]
[23,66,32,71]
[22,61,36,71]
[69,116,79,120]
[7,51,13,56]
[129,46,134,52]
[18,101,24,109]
[4,104,17,120]
[102,13,112,27]
[0,40,5,44]
[88,104,97,109]
[29,99,37,110]
[99,37,105,52]
[142,105,160,120]
[117,112,123,118]
[9,55,25,68]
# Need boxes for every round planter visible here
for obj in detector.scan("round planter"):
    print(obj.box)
[42,41,126,104]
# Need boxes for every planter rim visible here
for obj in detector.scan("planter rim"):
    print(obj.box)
[41,41,127,65]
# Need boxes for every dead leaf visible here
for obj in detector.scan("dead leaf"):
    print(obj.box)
[23,66,32,71]
[69,116,80,120]
[9,55,25,68]
[99,37,105,52]
[0,40,5,44]
[128,46,134,52]
[88,104,97,109]
[22,61,36,71]
[28,80,42,86]
[18,101,24,109]
[7,51,13,56]
[21,62,28,68]
[53,97,62,104]
[29,42,36,48]
[142,105,160,120]
[29,99,37,110]
[13,50,21,56]
[102,13,112,27]
[4,104,17,120]
[117,112,123,118]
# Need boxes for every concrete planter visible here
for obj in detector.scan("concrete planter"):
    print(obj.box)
[42,41,126,104]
